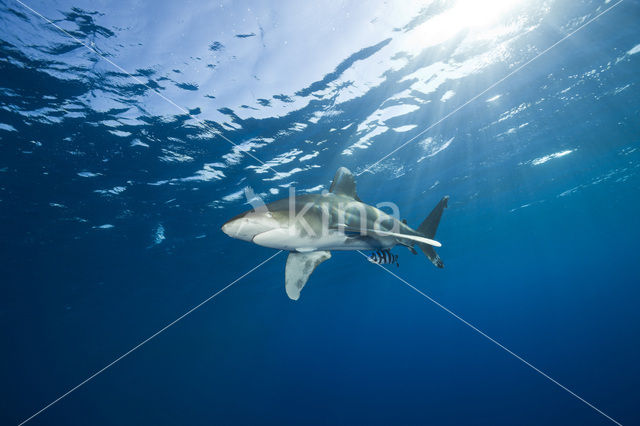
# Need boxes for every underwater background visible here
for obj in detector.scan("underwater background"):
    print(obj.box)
[1,0,639,424]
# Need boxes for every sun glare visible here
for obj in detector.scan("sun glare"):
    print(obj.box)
[452,0,525,28]
[404,0,528,52]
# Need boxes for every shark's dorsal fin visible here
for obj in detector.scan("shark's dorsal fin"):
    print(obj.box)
[285,251,331,300]
[329,167,361,201]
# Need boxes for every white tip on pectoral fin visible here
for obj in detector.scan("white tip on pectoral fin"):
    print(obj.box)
[285,250,331,300]
[336,225,442,248]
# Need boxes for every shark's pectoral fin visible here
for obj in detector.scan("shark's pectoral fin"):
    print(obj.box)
[285,250,331,301]
[336,225,442,248]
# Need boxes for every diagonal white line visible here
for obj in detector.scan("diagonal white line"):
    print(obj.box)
[357,251,622,425]
[357,0,624,176]
[13,0,626,424]
[14,0,284,179]
[18,250,283,426]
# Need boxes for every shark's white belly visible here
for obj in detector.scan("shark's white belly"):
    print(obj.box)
[252,228,395,252]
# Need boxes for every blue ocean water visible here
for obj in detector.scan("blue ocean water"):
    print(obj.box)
[1,0,640,424]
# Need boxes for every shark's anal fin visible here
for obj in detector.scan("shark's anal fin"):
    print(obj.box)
[285,251,331,300]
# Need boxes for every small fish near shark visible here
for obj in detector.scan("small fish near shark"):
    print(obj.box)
[222,167,448,300]
[368,248,399,266]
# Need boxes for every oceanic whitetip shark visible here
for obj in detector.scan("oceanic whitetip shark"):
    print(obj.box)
[222,167,448,300]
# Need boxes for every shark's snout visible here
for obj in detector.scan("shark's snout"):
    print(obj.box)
[220,221,234,237]
[221,211,279,242]
[221,211,245,238]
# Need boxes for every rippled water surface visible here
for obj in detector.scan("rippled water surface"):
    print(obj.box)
[2,0,640,424]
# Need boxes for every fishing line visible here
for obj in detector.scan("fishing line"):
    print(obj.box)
[357,251,622,425]
[14,0,284,179]
[18,250,283,425]
[354,1,625,424]
[14,0,626,424]
[358,0,625,176]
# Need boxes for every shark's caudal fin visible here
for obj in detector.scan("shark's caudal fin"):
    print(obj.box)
[417,196,449,268]
[285,251,331,300]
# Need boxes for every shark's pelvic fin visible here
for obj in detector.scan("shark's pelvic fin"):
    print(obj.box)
[329,167,361,201]
[285,250,331,300]
[399,241,418,255]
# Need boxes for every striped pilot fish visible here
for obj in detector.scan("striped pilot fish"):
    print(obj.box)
[368,249,399,266]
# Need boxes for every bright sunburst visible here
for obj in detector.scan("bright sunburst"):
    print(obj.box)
[404,0,529,52]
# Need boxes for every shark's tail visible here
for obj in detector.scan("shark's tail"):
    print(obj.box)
[416,196,449,268]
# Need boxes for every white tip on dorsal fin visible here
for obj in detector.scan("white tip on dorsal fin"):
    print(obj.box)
[285,251,331,300]
[329,167,361,201]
